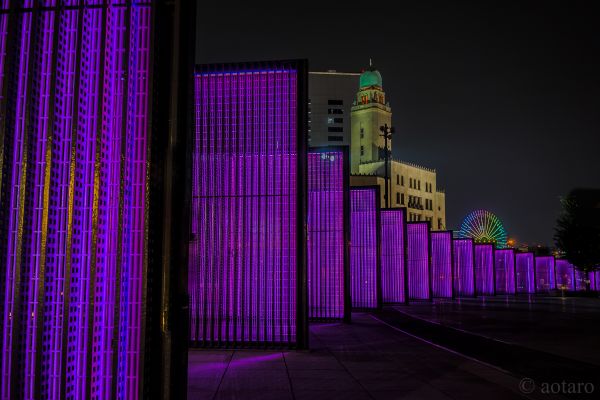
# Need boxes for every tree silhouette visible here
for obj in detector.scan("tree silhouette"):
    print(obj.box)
[555,189,600,285]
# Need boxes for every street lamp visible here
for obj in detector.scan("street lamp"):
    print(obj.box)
[379,123,394,209]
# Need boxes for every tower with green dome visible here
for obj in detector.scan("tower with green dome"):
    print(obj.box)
[350,63,392,173]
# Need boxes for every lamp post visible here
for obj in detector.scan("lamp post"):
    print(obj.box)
[379,123,394,208]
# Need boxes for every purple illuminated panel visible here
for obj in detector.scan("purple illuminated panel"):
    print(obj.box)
[407,222,430,300]
[381,209,406,303]
[190,61,306,346]
[494,249,515,294]
[453,239,475,297]
[535,256,555,292]
[475,244,494,296]
[431,231,452,298]
[307,150,347,320]
[575,269,587,291]
[555,260,574,290]
[516,253,535,294]
[350,188,380,309]
[590,271,596,291]
[0,2,155,399]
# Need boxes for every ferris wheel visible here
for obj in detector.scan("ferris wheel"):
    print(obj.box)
[458,209,508,248]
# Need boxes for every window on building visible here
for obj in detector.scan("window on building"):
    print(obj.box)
[327,108,343,115]
[328,136,343,142]
[360,146,364,156]
[328,99,343,105]
[418,180,421,190]
[396,175,399,185]
[396,192,400,204]
[401,176,404,186]
[401,193,404,205]
[333,117,343,124]
[438,218,443,230]
[328,126,343,133]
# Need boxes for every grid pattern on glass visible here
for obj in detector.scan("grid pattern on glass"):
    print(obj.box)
[190,65,300,346]
[494,249,515,294]
[381,209,406,303]
[534,256,555,292]
[0,3,152,399]
[350,188,380,309]
[307,150,346,320]
[431,231,452,298]
[407,222,430,300]
[453,239,475,297]
[515,253,535,294]
[475,244,494,296]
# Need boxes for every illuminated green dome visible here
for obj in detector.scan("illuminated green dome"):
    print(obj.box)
[360,69,382,88]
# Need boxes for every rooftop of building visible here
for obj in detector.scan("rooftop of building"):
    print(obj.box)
[358,159,437,173]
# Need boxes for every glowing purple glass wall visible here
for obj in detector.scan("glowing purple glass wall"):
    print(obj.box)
[575,269,586,291]
[350,188,381,309]
[453,239,475,297]
[307,149,348,320]
[431,231,452,298]
[494,249,515,294]
[516,253,535,293]
[381,209,406,303]
[555,260,574,290]
[407,222,430,300]
[0,2,153,399]
[535,256,555,292]
[475,244,494,296]
[190,62,307,346]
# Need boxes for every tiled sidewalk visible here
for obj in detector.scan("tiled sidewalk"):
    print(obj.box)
[188,313,530,400]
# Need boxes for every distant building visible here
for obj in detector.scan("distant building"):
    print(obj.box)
[308,71,360,147]
[350,65,446,229]
[308,64,447,229]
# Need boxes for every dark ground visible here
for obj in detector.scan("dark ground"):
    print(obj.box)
[188,297,600,399]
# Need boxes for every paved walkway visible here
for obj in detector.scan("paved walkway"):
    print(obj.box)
[393,296,600,366]
[188,313,533,400]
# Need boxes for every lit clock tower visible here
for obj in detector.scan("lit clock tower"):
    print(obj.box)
[350,62,392,173]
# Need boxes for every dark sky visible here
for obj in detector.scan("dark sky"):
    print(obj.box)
[196,1,600,246]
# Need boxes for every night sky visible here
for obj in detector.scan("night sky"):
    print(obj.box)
[196,1,600,246]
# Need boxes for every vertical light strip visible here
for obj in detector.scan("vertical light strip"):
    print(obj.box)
[21,4,56,398]
[350,188,379,309]
[66,4,103,398]
[453,239,474,297]
[494,249,515,294]
[41,5,79,398]
[1,4,33,398]
[515,253,535,294]
[474,244,494,296]
[117,3,150,397]
[534,256,555,292]
[407,222,430,300]
[307,150,346,320]
[431,231,452,298]
[191,63,302,346]
[381,209,406,303]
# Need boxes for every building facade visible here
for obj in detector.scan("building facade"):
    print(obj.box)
[308,71,360,147]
